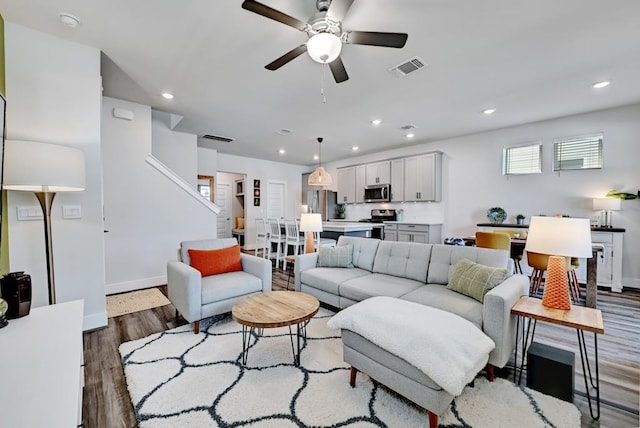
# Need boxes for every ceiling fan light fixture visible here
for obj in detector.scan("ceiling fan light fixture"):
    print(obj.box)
[307,33,342,64]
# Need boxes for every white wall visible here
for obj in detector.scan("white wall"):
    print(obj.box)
[152,110,198,186]
[4,23,107,329]
[102,96,217,294]
[323,103,640,288]
[212,153,307,250]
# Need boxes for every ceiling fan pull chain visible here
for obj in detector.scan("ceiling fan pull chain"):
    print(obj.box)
[321,63,327,104]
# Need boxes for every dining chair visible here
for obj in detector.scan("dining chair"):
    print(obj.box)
[267,218,285,269]
[254,218,269,258]
[283,219,305,270]
[499,229,527,274]
[475,231,511,251]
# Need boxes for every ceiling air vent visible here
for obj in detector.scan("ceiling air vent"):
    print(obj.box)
[202,134,235,143]
[388,56,426,78]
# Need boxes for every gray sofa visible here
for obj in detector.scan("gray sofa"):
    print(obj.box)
[295,236,529,369]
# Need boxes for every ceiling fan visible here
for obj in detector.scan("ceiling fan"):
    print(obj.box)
[241,0,408,83]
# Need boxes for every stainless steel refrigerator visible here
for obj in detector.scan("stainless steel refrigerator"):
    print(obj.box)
[302,173,338,221]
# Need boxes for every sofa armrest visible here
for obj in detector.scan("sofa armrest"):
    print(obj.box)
[167,260,203,323]
[240,253,273,292]
[294,253,319,291]
[482,274,530,368]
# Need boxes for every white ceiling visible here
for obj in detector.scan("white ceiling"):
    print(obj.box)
[2,0,640,166]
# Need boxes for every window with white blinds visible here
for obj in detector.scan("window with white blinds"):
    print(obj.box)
[553,134,603,171]
[502,143,542,175]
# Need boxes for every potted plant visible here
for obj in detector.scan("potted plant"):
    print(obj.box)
[336,204,346,219]
[516,214,526,225]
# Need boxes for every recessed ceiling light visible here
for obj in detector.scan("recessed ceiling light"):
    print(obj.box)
[482,108,496,115]
[313,155,319,160]
[352,146,359,151]
[59,12,80,28]
[405,133,415,139]
[592,81,610,89]
[371,119,382,126]
[161,92,174,100]
[279,149,286,155]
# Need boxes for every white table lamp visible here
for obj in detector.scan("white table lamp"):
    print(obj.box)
[4,140,86,305]
[525,216,592,310]
[593,197,621,228]
[299,213,323,254]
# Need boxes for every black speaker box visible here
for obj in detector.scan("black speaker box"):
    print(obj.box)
[0,272,32,319]
[527,341,575,402]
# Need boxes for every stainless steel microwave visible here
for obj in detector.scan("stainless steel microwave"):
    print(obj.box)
[364,184,391,203]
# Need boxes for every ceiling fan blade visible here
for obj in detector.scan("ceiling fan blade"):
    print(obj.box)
[329,56,349,83]
[327,0,355,22]
[265,45,308,70]
[346,31,408,48]
[241,0,307,30]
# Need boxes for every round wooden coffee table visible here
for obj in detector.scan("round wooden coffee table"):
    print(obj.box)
[232,291,319,366]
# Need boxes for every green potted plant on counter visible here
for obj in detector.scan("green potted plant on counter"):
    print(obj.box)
[516,214,526,225]
[336,204,346,219]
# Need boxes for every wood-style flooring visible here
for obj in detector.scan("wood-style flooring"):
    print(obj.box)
[82,264,640,428]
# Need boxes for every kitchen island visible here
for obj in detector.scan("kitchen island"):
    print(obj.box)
[322,221,375,239]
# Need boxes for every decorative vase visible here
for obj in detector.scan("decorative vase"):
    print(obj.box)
[516,218,524,225]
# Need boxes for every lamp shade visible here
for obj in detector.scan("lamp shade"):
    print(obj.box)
[525,216,592,258]
[299,213,323,232]
[593,197,621,211]
[308,166,333,186]
[4,140,86,192]
[307,33,342,64]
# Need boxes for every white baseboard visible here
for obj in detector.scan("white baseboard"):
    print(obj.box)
[622,277,640,289]
[105,275,167,295]
[83,311,107,331]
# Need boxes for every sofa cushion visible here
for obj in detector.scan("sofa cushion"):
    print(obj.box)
[340,273,423,302]
[188,244,242,276]
[201,271,262,304]
[337,236,380,271]
[318,244,354,268]
[180,238,238,265]
[301,267,371,296]
[447,258,508,303]
[372,241,432,283]
[427,245,509,285]
[400,284,484,328]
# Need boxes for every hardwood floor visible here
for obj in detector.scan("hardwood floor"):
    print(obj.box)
[82,265,639,427]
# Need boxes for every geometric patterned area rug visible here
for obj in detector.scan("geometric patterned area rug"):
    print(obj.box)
[107,288,171,318]
[120,308,581,427]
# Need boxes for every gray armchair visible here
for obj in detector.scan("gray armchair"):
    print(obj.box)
[167,238,272,333]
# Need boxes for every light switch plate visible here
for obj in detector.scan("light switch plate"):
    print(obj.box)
[63,205,82,219]
[17,206,43,221]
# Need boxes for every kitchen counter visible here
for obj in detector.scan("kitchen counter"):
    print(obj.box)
[383,221,444,226]
[321,222,374,239]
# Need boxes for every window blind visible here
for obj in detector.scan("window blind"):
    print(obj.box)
[502,143,542,175]
[553,134,603,171]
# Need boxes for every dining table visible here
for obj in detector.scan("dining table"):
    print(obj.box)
[463,236,604,308]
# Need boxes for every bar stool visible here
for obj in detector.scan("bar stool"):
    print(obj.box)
[283,219,304,270]
[254,218,269,258]
[267,218,285,269]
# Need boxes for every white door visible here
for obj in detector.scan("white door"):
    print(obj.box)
[215,183,232,238]
[267,181,286,219]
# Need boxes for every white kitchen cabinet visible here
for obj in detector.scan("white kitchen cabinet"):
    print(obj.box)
[337,167,356,203]
[390,158,404,202]
[383,223,442,244]
[355,165,366,203]
[404,152,442,202]
[365,160,390,185]
[591,230,623,292]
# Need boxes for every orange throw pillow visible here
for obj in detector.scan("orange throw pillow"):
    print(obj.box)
[188,245,242,277]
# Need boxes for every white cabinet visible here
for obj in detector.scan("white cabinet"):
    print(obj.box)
[337,167,356,203]
[591,231,624,292]
[384,223,442,244]
[390,158,404,202]
[355,165,366,203]
[0,300,85,427]
[404,152,442,202]
[365,160,390,185]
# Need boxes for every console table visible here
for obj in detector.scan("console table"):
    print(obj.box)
[0,300,84,427]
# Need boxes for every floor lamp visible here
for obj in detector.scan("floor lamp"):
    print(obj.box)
[525,216,592,310]
[4,141,86,305]
[300,213,323,254]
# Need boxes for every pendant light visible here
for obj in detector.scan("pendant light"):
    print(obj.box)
[308,137,333,186]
